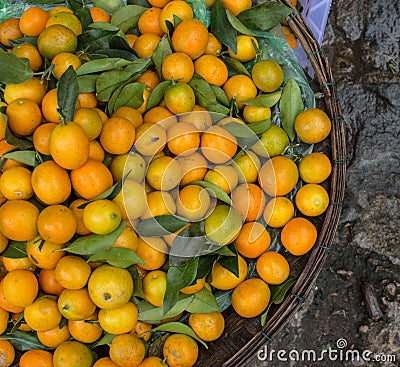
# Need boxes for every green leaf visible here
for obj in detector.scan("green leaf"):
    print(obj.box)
[210,85,230,107]
[163,258,199,315]
[212,246,236,257]
[112,82,145,111]
[152,35,173,80]
[247,119,272,135]
[89,22,121,32]
[124,58,152,74]
[186,287,220,314]
[0,48,33,84]
[128,266,145,299]
[153,322,208,349]
[111,5,147,33]
[93,0,125,14]
[77,29,118,54]
[0,331,49,351]
[76,58,133,75]
[4,124,33,150]
[206,104,230,115]
[2,150,38,167]
[75,6,92,31]
[146,80,172,111]
[87,247,146,268]
[210,0,237,53]
[222,56,250,77]
[279,78,304,141]
[64,222,127,255]
[1,241,27,259]
[218,244,239,277]
[89,332,115,348]
[78,74,98,93]
[222,121,254,138]
[188,180,232,205]
[225,8,257,36]
[237,2,293,31]
[169,235,215,267]
[57,66,79,123]
[261,276,297,326]
[9,37,37,47]
[189,76,217,108]
[186,0,209,26]
[242,91,282,107]
[96,70,133,102]
[136,215,189,237]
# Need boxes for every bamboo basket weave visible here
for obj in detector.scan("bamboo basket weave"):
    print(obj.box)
[196,0,346,365]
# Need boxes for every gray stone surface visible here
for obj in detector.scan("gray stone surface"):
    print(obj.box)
[246,0,400,365]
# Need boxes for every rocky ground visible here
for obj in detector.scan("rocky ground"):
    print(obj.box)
[248,0,400,366]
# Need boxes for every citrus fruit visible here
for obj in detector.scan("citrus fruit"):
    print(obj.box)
[299,152,332,184]
[83,199,122,235]
[37,24,77,60]
[163,334,198,367]
[164,82,195,114]
[188,311,225,342]
[53,341,94,367]
[23,296,62,331]
[295,183,330,216]
[235,221,271,258]
[142,270,167,307]
[294,108,332,144]
[263,196,295,228]
[256,251,290,285]
[251,124,289,158]
[228,35,258,62]
[58,287,96,321]
[281,217,318,256]
[210,254,248,290]
[252,59,284,93]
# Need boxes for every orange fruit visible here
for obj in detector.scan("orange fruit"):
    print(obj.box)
[142,270,167,307]
[163,333,198,367]
[38,268,65,296]
[2,256,34,272]
[0,17,23,47]
[210,254,248,290]
[204,32,222,56]
[109,334,146,367]
[99,116,136,154]
[0,307,8,335]
[166,121,200,156]
[3,77,46,105]
[115,179,147,220]
[0,166,33,200]
[133,33,161,58]
[19,6,49,36]
[41,88,66,123]
[0,340,15,366]
[177,151,208,185]
[176,184,211,221]
[162,52,194,83]
[83,199,122,235]
[52,52,82,79]
[231,183,266,222]
[140,190,177,220]
[24,296,62,332]
[89,7,111,23]
[0,278,24,313]
[37,24,78,60]
[228,35,258,62]
[37,204,77,244]
[179,105,212,131]
[204,164,239,194]
[251,59,284,93]
[138,357,165,367]
[0,200,39,241]
[235,221,271,258]
[299,152,332,184]
[26,236,65,269]
[49,6,74,16]
[221,0,252,16]
[136,70,161,90]
[149,0,172,7]
[263,196,294,228]
[32,122,57,155]
[159,0,193,33]
[233,150,261,184]
[58,287,96,321]
[77,92,98,108]
[54,255,92,290]
[223,74,257,109]
[89,140,105,161]
[188,311,225,341]
[134,122,167,156]
[49,121,90,170]
[135,237,168,271]
[94,357,119,367]
[109,152,146,183]
[258,155,299,196]
[6,98,41,136]
[37,323,71,348]
[53,341,94,367]
[256,251,290,285]
[46,11,83,36]
[19,349,54,367]
[112,106,143,129]
[31,160,71,205]
[200,125,237,164]
[281,217,318,256]
[68,312,102,343]
[88,264,134,309]
[164,81,195,114]
[146,155,182,191]
[294,108,332,144]
[125,34,138,49]
[70,159,113,200]
[171,19,209,59]
[295,183,329,217]
[11,43,43,72]
[194,54,228,87]
[68,199,91,235]
[180,278,206,295]
[231,277,270,318]
[138,7,164,36]
[131,320,153,342]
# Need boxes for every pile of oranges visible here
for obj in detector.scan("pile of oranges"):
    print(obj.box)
[0,0,333,366]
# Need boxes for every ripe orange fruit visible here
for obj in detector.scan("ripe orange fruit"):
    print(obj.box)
[138,356,165,367]
[19,349,54,367]
[54,255,92,290]
[133,33,161,58]
[11,43,43,72]
[134,122,167,156]
[231,278,270,318]
[0,340,15,366]
[70,159,113,200]
[38,268,64,296]
[89,7,111,23]
[49,6,74,16]
[49,121,90,170]
[135,237,168,271]
[26,236,65,269]
[252,59,284,93]
[210,254,248,290]
[163,334,198,367]
[194,54,229,87]
[233,150,261,184]
[162,52,194,83]
[142,270,167,307]
[167,121,200,156]
[177,151,208,185]
[294,108,332,144]
[37,204,77,245]
[180,278,206,295]
[223,74,257,109]
[24,296,62,332]
[258,156,299,196]
[138,7,164,36]
[146,156,182,191]
[263,196,294,228]
[176,184,211,221]
[93,357,120,367]
[68,312,102,343]
[89,140,106,161]
[109,334,146,367]
[2,256,34,272]
[159,0,193,33]
[41,88,65,123]
[256,251,290,285]
[19,6,49,36]
[140,190,176,220]
[32,122,57,156]
[99,116,136,154]
[231,183,266,222]
[77,92,98,108]
[281,217,318,256]
[36,323,71,348]
[3,77,46,105]
[83,199,122,235]
[112,106,143,129]
[200,125,237,164]
[164,81,195,114]
[68,199,91,235]
[31,160,71,205]
[6,98,41,136]
[188,311,225,341]
[0,17,23,47]
[221,0,252,16]
[204,32,222,56]
[235,221,271,258]
[88,264,134,309]
[58,287,96,321]
[0,278,24,313]
[2,269,38,307]
[228,35,258,62]
[0,166,33,200]
[52,52,82,79]
[204,164,238,193]
[299,152,332,184]
[53,341,94,367]
[0,200,39,241]
[136,70,161,90]
[295,183,329,217]
[171,19,209,59]
[148,0,172,7]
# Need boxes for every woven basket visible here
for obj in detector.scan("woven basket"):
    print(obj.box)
[195,0,346,365]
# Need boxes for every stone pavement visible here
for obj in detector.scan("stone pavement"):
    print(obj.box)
[247,0,400,366]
